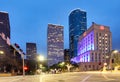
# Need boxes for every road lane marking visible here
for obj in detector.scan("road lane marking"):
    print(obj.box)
[8,78,24,82]
[81,75,92,82]
[102,74,115,80]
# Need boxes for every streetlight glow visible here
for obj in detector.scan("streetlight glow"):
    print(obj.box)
[38,55,44,61]
[110,50,119,71]
[0,51,4,54]
[112,50,118,54]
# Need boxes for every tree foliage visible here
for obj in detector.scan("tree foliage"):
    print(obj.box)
[113,53,120,67]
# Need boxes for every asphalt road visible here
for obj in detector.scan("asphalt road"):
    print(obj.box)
[0,72,120,82]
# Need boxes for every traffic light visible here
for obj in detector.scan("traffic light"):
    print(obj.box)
[24,66,28,71]
[19,49,23,52]
[14,43,20,48]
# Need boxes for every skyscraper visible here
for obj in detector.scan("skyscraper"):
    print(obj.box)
[47,24,64,67]
[64,49,70,62]
[0,11,11,72]
[0,11,11,58]
[0,11,10,38]
[26,43,37,60]
[69,9,87,58]
[71,22,112,71]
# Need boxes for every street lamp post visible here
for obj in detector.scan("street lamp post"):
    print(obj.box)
[36,55,44,73]
[21,54,25,76]
[110,50,118,72]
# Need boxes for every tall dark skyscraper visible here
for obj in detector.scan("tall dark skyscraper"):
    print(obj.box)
[0,11,10,38]
[69,9,87,58]
[0,11,11,72]
[26,43,37,60]
[0,11,11,57]
[47,24,64,67]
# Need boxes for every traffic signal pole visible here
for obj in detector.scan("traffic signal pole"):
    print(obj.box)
[11,44,25,76]
[22,54,25,76]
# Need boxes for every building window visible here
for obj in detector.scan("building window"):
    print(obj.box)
[91,53,94,62]
[89,65,91,68]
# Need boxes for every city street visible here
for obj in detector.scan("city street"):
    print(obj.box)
[0,72,120,82]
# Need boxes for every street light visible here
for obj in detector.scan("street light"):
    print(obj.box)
[110,50,118,71]
[0,51,4,54]
[36,55,45,72]
[37,55,44,61]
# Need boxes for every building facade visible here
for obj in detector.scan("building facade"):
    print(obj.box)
[0,11,11,58]
[26,43,37,60]
[71,23,112,71]
[0,11,10,38]
[69,9,87,58]
[0,11,11,72]
[47,24,64,67]
[64,49,70,62]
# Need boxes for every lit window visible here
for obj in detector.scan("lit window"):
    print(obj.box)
[105,48,107,50]
[105,41,107,43]
[105,34,108,36]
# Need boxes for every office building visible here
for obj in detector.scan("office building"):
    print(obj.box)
[26,43,37,60]
[47,24,64,67]
[64,49,70,62]
[69,9,87,58]
[71,22,112,70]
[0,11,11,72]
[0,11,11,59]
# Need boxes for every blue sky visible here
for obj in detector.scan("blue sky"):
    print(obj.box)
[0,0,120,57]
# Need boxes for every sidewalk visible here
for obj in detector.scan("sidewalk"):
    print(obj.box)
[0,73,11,77]
[101,70,120,74]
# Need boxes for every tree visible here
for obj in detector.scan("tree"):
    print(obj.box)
[112,52,120,71]
[66,63,73,72]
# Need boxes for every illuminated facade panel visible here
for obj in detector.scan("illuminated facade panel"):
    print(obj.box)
[69,9,87,58]
[47,24,64,67]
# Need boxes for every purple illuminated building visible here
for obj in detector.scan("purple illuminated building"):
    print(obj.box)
[71,22,112,70]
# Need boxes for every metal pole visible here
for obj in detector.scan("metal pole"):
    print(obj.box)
[110,58,112,72]
[110,52,113,72]
[22,54,25,76]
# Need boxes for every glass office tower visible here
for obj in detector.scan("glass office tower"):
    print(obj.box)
[47,24,64,67]
[69,9,87,58]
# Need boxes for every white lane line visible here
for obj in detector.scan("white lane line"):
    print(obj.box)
[102,74,115,80]
[81,75,92,82]
[7,78,23,82]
